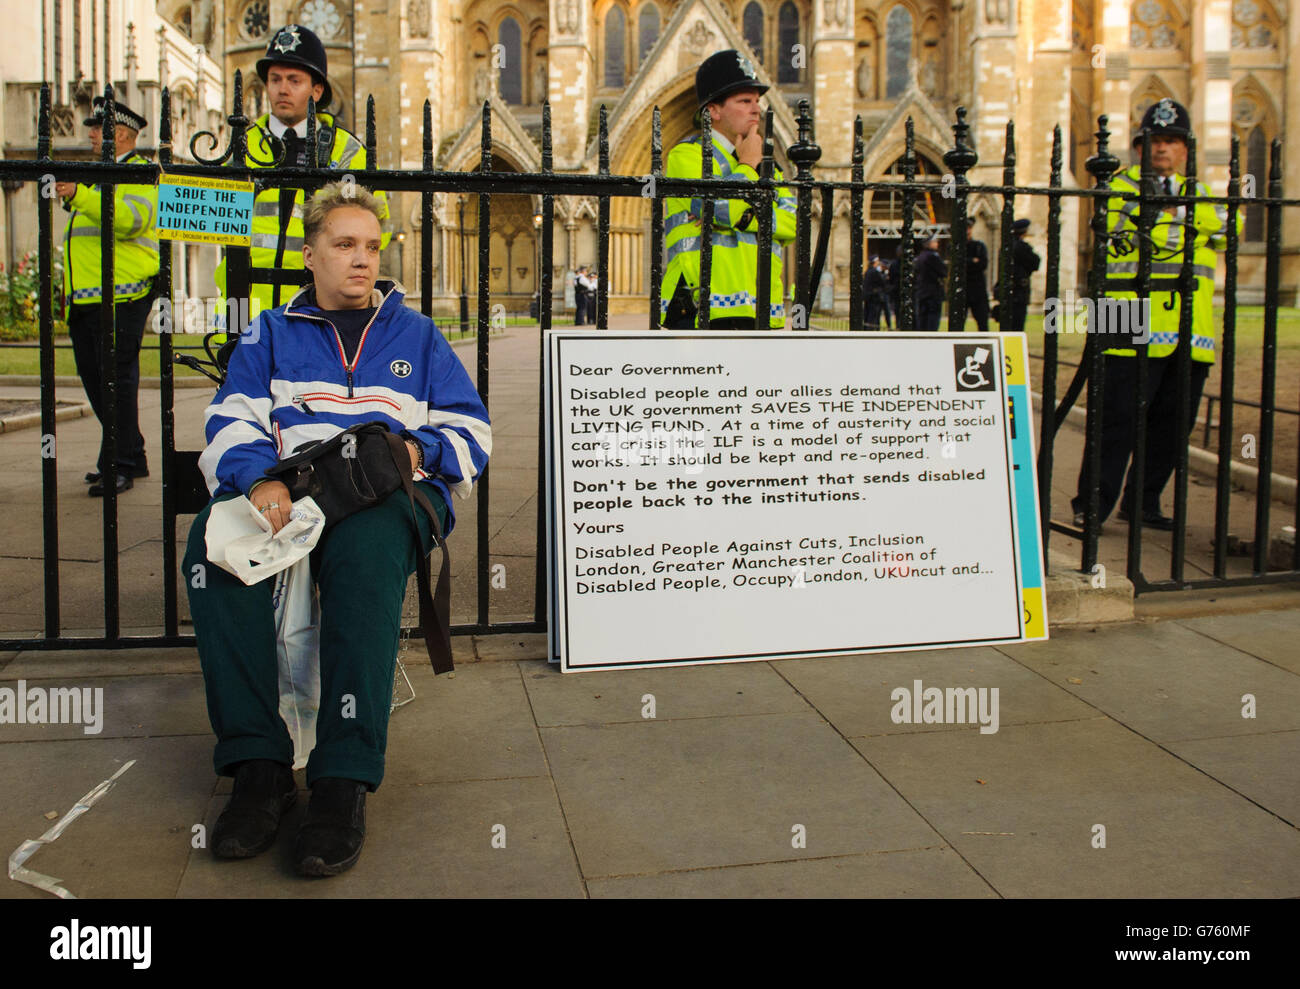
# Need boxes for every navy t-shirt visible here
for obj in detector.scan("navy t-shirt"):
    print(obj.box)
[322,307,377,364]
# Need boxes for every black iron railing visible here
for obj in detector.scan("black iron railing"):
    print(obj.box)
[1,77,1297,651]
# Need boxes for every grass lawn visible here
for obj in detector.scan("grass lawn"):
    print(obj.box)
[1020,307,1300,479]
[0,317,516,378]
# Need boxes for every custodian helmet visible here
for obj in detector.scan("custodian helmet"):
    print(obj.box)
[256,24,333,108]
[1134,97,1192,146]
[695,49,768,110]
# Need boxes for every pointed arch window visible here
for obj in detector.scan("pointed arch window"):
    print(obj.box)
[744,3,765,65]
[498,17,523,104]
[605,6,626,87]
[638,4,660,65]
[777,3,800,83]
[885,6,913,99]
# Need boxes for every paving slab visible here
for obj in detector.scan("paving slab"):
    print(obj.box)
[587,847,998,898]
[1174,610,1300,676]
[524,657,809,727]
[1166,730,1300,827]
[541,712,941,878]
[853,718,1300,898]
[473,636,547,663]
[997,620,1300,742]
[0,736,213,899]
[3,647,202,680]
[177,777,584,898]
[771,646,1097,738]
[384,661,549,785]
[0,673,209,741]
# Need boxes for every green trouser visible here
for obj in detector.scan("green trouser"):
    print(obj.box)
[184,483,448,791]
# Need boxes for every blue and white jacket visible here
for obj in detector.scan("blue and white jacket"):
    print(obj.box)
[199,279,491,532]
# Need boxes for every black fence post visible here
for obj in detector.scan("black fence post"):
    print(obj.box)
[996,122,1016,334]
[944,107,978,333]
[1038,125,1064,563]
[534,102,555,624]
[899,119,917,331]
[1254,139,1283,574]
[1169,137,1200,582]
[37,83,60,638]
[848,117,864,332]
[789,100,821,329]
[596,105,610,330]
[754,109,775,331]
[421,100,434,317]
[649,105,664,331]
[1080,115,1120,574]
[1124,133,1154,586]
[699,107,714,331]
[98,84,121,640]
[476,102,492,628]
[1214,138,1242,578]
[158,87,178,637]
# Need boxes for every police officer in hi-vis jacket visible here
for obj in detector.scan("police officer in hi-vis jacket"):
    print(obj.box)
[1072,97,1242,530]
[659,50,797,329]
[55,97,158,496]
[213,23,390,327]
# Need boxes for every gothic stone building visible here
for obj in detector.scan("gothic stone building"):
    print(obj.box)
[66,1,1300,310]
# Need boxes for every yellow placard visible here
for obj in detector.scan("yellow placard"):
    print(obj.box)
[1022,586,1047,640]
[1003,334,1027,387]
[157,172,255,246]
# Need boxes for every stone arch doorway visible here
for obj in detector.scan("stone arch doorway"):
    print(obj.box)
[606,80,795,313]
[453,154,544,308]
[866,149,951,263]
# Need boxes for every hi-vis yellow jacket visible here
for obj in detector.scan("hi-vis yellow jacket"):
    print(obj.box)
[659,135,797,327]
[61,150,159,316]
[1102,164,1242,363]
[214,112,390,323]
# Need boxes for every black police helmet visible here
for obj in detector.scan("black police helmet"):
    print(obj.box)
[257,24,333,109]
[695,49,768,118]
[1134,97,1191,147]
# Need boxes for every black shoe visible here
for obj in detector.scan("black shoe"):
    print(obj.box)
[86,462,148,483]
[88,473,132,496]
[211,759,297,859]
[1117,508,1175,531]
[85,462,148,483]
[295,778,367,877]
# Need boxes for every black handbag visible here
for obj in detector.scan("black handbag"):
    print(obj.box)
[263,421,455,674]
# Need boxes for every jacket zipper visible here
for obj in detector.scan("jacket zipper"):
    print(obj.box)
[285,295,385,399]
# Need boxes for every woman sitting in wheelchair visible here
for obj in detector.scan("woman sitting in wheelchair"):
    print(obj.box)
[184,180,491,876]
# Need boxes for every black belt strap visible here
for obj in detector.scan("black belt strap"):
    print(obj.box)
[382,432,454,674]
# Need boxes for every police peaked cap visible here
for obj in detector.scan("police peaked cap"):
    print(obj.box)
[257,24,333,108]
[1134,97,1192,146]
[83,96,147,132]
[1012,218,1031,233]
[695,49,768,110]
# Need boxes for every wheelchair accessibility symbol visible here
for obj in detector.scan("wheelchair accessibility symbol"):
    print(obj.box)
[953,344,996,392]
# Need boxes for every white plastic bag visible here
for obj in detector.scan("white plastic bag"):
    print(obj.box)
[273,559,321,770]
[206,496,325,585]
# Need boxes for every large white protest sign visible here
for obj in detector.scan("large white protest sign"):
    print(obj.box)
[546,332,1047,672]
